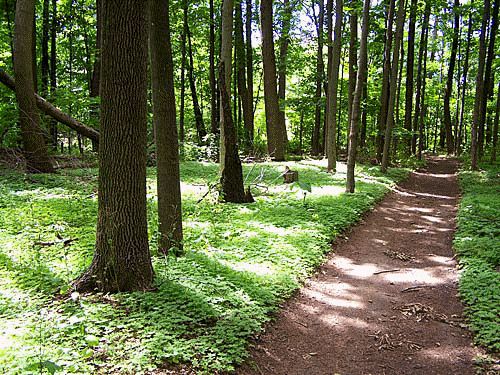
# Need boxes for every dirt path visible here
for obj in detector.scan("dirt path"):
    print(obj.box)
[239,156,481,375]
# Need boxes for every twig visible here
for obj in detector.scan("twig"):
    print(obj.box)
[35,237,79,247]
[401,286,423,293]
[373,269,400,275]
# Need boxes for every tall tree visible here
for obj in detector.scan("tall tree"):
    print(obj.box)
[471,0,490,170]
[404,0,417,154]
[443,0,459,155]
[311,0,325,156]
[149,0,183,254]
[73,0,153,293]
[326,0,342,172]
[376,0,395,162]
[278,0,292,142]
[346,1,358,151]
[219,0,246,202]
[491,80,500,162]
[209,0,218,135]
[245,0,254,145]
[261,0,286,160]
[235,1,253,151]
[13,0,54,173]
[346,0,369,193]
[381,0,405,173]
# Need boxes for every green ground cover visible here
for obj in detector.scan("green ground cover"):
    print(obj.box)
[456,162,500,357]
[0,160,407,374]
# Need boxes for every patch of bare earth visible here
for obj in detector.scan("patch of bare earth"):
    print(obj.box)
[238,156,483,375]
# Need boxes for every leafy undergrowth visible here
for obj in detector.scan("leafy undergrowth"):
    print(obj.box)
[0,160,406,374]
[455,162,500,353]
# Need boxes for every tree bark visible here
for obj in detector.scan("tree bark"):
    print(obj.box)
[245,0,254,145]
[13,0,54,173]
[261,0,285,160]
[346,0,369,193]
[149,0,183,254]
[73,0,153,293]
[278,0,292,145]
[491,80,500,162]
[220,0,233,166]
[346,2,358,151]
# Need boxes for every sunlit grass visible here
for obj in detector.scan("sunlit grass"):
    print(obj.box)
[0,160,407,374]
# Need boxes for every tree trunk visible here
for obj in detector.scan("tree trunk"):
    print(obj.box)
[41,0,49,97]
[376,0,395,162]
[209,0,218,135]
[491,80,500,162]
[220,0,233,166]
[381,0,405,173]
[346,2,358,150]
[245,0,254,146]
[13,0,54,173]
[404,0,417,154]
[471,0,490,170]
[278,0,292,145]
[184,6,207,144]
[261,0,285,160]
[479,0,499,158]
[442,0,459,155]
[235,2,253,151]
[346,0,369,193]
[326,0,342,172]
[311,0,325,156]
[149,0,183,255]
[219,63,246,203]
[73,0,153,293]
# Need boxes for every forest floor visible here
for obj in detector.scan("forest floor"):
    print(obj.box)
[237,156,484,375]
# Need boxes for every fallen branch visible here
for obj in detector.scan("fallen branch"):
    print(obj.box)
[0,68,100,144]
[373,269,400,275]
[401,286,424,293]
[35,237,79,247]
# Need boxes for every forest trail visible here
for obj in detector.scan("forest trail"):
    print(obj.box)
[239,156,481,375]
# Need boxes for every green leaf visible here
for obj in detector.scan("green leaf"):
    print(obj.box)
[85,334,100,347]
[25,360,62,375]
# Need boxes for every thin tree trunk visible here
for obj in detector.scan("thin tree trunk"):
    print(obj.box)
[458,4,473,155]
[347,3,358,149]
[381,0,405,173]
[471,0,491,170]
[346,0,369,193]
[278,0,292,145]
[326,0,342,172]
[443,0,459,155]
[149,0,183,254]
[261,0,285,160]
[311,0,325,156]
[491,80,500,162]
[404,0,417,155]
[209,0,218,135]
[245,0,254,145]
[376,0,395,162]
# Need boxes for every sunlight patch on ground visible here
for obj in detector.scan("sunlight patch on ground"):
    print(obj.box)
[333,256,379,278]
[302,288,365,309]
[383,266,458,285]
[229,261,275,276]
[426,254,455,264]
[422,215,444,223]
[319,313,372,329]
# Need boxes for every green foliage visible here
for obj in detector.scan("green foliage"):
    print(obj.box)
[455,163,500,352]
[0,160,404,373]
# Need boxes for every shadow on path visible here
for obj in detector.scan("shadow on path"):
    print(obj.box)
[239,156,480,375]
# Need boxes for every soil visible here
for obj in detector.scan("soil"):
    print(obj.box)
[237,155,484,375]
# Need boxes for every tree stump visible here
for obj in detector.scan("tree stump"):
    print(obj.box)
[283,166,298,183]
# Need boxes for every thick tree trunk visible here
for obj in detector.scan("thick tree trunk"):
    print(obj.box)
[346,0,369,193]
[13,0,54,173]
[149,0,183,255]
[73,0,153,293]
[261,0,285,160]
[443,0,459,155]
[220,0,233,166]
[278,0,292,145]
